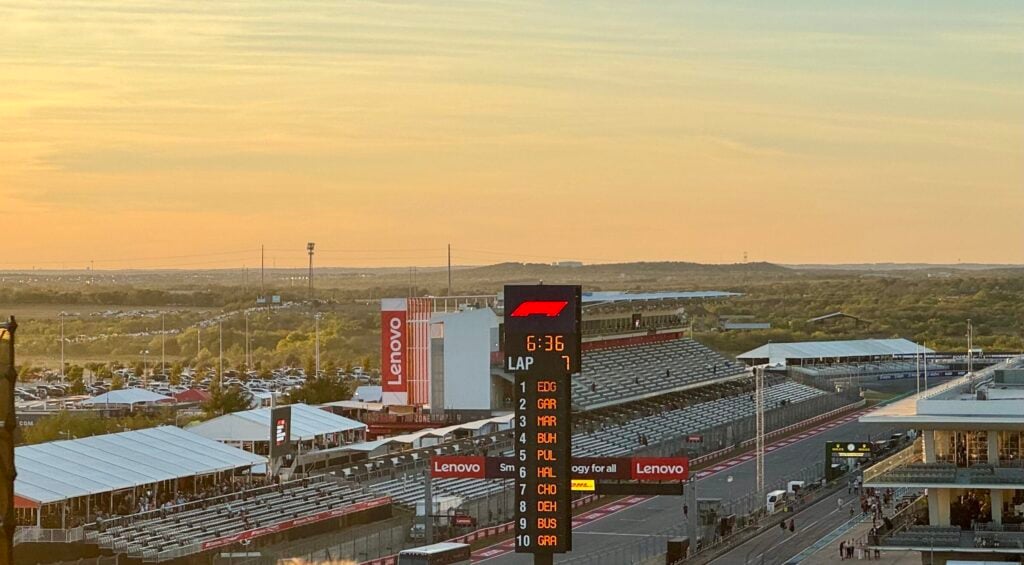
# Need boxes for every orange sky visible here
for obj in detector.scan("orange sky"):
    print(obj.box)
[1,2,1022,269]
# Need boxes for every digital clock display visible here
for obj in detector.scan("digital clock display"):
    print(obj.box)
[504,285,580,556]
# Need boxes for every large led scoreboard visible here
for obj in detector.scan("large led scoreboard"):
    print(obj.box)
[504,285,580,558]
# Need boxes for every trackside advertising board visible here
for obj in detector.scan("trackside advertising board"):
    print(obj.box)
[431,456,688,481]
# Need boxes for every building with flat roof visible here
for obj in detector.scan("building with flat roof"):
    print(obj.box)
[860,357,1024,563]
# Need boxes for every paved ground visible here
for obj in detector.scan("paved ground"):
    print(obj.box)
[473,406,907,564]
[799,518,921,565]
[711,487,860,565]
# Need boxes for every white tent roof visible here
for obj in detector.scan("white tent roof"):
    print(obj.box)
[15,426,266,506]
[352,386,382,403]
[339,414,513,453]
[321,400,386,412]
[738,338,932,365]
[80,389,173,406]
[187,403,366,443]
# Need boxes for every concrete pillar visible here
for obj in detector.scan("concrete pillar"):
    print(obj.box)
[923,430,937,464]
[991,489,1003,525]
[988,431,1000,465]
[928,488,951,526]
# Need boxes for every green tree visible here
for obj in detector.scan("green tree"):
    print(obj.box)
[69,373,86,395]
[111,375,125,390]
[66,364,84,381]
[95,364,113,382]
[17,365,37,382]
[287,375,351,405]
[304,357,317,378]
[203,382,251,417]
[169,361,183,386]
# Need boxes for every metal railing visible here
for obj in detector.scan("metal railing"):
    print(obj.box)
[862,440,922,484]
[13,525,85,544]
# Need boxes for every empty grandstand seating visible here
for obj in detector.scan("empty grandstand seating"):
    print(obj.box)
[86,477,384,561]
[572,381,826,457]
[885,525,961,548]
[573,338,748,409]
[367,380,829,508]
[369,476,510,509]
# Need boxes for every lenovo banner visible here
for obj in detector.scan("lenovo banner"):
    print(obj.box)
[380,298,408,405]
[459,457,682,481]
[631,457,689,481]
[571,457,631,480]
[431,456,486,479]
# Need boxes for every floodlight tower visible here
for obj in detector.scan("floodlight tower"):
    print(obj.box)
[306,242,316,306]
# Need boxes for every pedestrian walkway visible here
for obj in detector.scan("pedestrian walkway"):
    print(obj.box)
[798,518,918,565]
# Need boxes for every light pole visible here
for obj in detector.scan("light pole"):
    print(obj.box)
[967,319,974,374]
[161,313,166,378]
[140,349,149,387]
[306,242,315,306]
[59,311,66,379]
[244,311,250,372]
[314,313,321,377]
[218,322,223,387]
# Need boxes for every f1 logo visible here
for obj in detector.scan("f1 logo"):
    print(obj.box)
[275,418,287,445]
[510,300,568,317]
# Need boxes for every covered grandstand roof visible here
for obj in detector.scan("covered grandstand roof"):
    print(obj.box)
[337,414,513,455]
[80,388,173,406]
[188,403,365,443]
[738,338,932,366]
[15,426,265,507]
[582,290,740,305]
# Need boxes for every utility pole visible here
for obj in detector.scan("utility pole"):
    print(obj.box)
[307,242,316,307]
[447,243,452,297]
[140,350,149,388]
[244,312,250,372]
[1,317,18,565]
[314,313,320,377]
[218,322,223,386]
[755,366,765,496]
[967,319,974,374]
[261,245,265,298]
[161,313,166,377]
[59,311,65,378]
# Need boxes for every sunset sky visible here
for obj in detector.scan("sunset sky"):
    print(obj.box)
[1,1,1022,269]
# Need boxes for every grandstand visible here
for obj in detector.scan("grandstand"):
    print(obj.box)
[572,380,826,457]
[85,475,389,561]
[790,360,958,381]
[572,338,748,410]
[370,476,510,510]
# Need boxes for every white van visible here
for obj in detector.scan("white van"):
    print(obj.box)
[766,490,787,513]
[787,481,806,494]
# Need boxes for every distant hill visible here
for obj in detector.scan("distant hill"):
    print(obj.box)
[786,263,1024,272]
[465,261,791,278]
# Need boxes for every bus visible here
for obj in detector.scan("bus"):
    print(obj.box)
[397,542,471,565]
